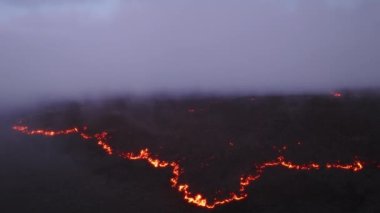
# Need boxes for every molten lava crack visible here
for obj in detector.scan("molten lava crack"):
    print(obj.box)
[12,125,376,209]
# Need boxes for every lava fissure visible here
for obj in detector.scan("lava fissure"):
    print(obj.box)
[12,125,375,209]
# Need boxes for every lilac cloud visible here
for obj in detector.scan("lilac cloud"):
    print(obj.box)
[0,0,379,107]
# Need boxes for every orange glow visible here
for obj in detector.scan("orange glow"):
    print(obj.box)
[94,132,113,155]
[12,124,378,209]
[326,161,363,172]
[13,125,79,136]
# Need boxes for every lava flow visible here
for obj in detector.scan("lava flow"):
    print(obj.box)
[12,125,377,209]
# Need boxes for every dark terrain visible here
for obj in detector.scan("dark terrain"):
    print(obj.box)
[1,91,380,213]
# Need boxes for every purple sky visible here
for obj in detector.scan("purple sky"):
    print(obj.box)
[1,0,379,106]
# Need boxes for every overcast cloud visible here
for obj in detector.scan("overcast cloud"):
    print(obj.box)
[1,0,379,107]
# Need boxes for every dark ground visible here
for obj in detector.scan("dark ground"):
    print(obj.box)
[1,91,380,213]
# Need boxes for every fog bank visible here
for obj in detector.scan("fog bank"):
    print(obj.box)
[1,0,380,108]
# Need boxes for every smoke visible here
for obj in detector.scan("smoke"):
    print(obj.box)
[1,0,380,108]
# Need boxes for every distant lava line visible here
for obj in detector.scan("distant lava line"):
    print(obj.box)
[12,125,377,209]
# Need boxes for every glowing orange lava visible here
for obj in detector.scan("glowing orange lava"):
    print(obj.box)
[12,124,377,209]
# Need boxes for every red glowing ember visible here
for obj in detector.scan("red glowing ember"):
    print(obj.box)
[12,124,378,209]
[332,92,342,97]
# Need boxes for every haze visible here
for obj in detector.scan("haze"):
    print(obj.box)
[1,0,379,107]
